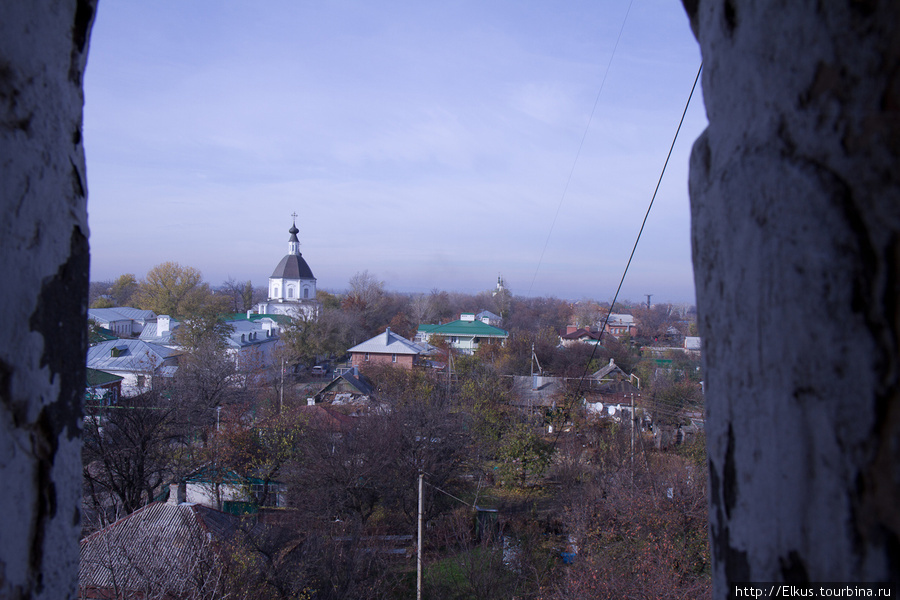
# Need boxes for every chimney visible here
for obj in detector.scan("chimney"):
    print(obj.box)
[168,482,186,505]
[246,309,252,319]
[384,327,391,344]
[158,315,170,335]
[566,325,578,335]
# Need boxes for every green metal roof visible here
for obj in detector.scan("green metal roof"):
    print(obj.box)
[418,319,508,338]
[86,367,124,386]
[224,312,293,325]
[88,327,119,345]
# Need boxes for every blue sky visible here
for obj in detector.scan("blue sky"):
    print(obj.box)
[84,0,706,303]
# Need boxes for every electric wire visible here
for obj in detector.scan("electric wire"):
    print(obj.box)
[528,0,635,295]
[521,62,703,502]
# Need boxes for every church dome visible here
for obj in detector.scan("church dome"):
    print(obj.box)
[271,253,315,280]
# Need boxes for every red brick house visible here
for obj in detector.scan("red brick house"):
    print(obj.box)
[347,328,426,370]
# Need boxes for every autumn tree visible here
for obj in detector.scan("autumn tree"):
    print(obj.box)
[110,273,139,306]
[220,277,254,313]
[218,405,306,507]
[136,261,225,317]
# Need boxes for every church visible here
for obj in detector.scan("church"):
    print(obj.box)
[256,216,320,320]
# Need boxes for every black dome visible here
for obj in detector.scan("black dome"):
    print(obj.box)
[271,254,315,280]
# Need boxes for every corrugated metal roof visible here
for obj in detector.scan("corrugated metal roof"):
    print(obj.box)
[510,375,565,408]
[86,368,123,386]
[79,502,241,596]
[88,307,156,323]
[590,359,627,380]
[86,339,181,372]
[348,328,425,355]
[417,319,509,338]
[138,319,180,345]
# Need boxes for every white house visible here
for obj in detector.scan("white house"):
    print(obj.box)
[86,339,181,396]
[88,307,156,337]
[416,313,509,355]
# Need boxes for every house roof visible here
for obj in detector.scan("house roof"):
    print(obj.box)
[348,328,425,355]
[224,312,292,325]
[509,375,566,408]
[138,318,181,345]
[86,368,124,387]
[684,336,701,350]
[87,339,181,373]
[590,358,628,380]
[476,310,501,321]
[270,253,315,280]
[316,370,376,397]
[606,313,635,326]
[79,502,241,596]
[560,327,602,341]
[88,326,118,345]
[88,307,156,323]
[223,319,279,348]
[418,319,509,338]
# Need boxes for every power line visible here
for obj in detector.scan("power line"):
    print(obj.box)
[525,62,704,501]
[528,0,635,295]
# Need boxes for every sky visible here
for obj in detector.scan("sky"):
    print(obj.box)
[83,0,706,304]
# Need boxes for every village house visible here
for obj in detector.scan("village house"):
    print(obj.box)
[87,307,156,338]
[602,313,638,338]
[559,325,604,347]
[416,313,509,355]
[348,327,427,369]
[79,497,242,599]
[315,366,377,407]
[86,339,181,397]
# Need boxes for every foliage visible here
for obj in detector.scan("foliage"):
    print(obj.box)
[550,432,710,599]
[220,277,255,312]
[497,423,554,488]
[136,261,226,317]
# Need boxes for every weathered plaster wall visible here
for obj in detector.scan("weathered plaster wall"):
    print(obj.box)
[684,0,900,592]
[0,2,96,598]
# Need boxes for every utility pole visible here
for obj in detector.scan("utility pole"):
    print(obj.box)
[417,472,424,600]
[630,392,635,482]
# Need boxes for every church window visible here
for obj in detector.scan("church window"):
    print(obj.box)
[287,287,294,298]
[304,288,309,299]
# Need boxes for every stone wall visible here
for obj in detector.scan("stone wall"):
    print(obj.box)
[0,2,96,598]
[684,0,900,593]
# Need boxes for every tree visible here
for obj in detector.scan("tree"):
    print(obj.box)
[497,422,554,488]
[136,262,224,317]
[218,405,306,508]
[220,277,255,313]
[172,320,239,429]
[109,273,138,306]
[83,390,177,517]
